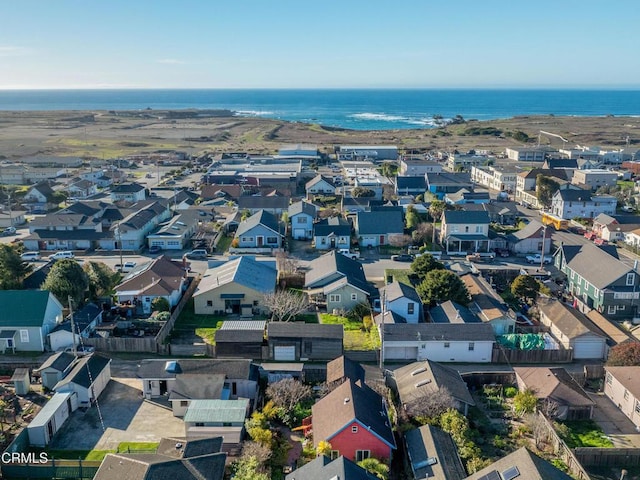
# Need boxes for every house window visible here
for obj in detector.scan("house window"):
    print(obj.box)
[608,305,617,314]
[321,237,326,244]
[266,236,278,244]
[297,217,307,223]
[584,281,590,292]
[338,237,347,244]
[241,237,253,242]
[351,293,358,301]
[606,373,612,385]
[304,341,312,355]
[195,422,204,427]
[625,389,630,400]
[206,300,213,307]
[618,305,626,311]
[19,330,29,343]
[180,401,189,407]
[352,425,358,433]
[468,342,475,351]
[329,294,341,303]
[475,225,482,233]
[636,401,640,414]
[408,303,415,315]
[356,450,371,462]
[444,342,450,348]
[627,273,635,286]
[330,450,340,460]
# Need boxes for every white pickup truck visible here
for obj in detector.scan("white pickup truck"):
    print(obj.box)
[338,249,360,260]
[526,254,552,264]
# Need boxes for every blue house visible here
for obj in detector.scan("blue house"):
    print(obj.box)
[234,210,282,249]
[425,172,473,200]
[288,201,317,240]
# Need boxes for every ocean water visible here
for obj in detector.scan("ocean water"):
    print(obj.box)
[1,89,639,131]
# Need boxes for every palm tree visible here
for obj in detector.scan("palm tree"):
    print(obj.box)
[428,200,446,247]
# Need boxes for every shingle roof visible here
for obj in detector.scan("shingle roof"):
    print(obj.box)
[538,300,606,340]
[0,291,57,328]
[285,455,378,480]
[425,172,471,186]
[288,200,316,217]
[382,323,495,342]
[184,399,249,424]
[137,359,258,381]
[304,250,374,295]
[54,354,111,390]
[195,257,276,298]
[605,366,640,399]
[461,273,511,322]
[326,356,366,384]
[313,217,351,237]
[392,360,475,408]
[34,352,76,373]
[396,176,426,190]
[405,425,467,480]
[466,447,573,480]
[156,436,223,459]
[115,256,185,297]
[312,380,396,449]
[556,188,593,202]
[168,374,225,401]
[111,182,145,193]
[356,210,404,235]
[381,281,421,303]
[508,219,549,241]
[428,300,480,324]
[564,243,631,289]
[52,303,101,334]
[306,174,336,190]
[235,209,280,236]
[237,195,290,210]
[443,210,490,224]
[268,322,344,339]
[514,367,594,407]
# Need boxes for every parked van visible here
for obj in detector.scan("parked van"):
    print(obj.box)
[48,251,75,261]
[21,251,41,262]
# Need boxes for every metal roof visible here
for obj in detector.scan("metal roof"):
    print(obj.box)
[184,399,249,424]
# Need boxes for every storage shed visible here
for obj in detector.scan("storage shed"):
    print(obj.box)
[27,392,78,447]
[267,323,343,361]
[11,368,30,396]
[214,320,266,359]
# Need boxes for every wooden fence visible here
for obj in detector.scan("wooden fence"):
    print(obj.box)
[345,350,378,363]
[491,346,574,364]
[156,275,201,346]
[574,447,640,467]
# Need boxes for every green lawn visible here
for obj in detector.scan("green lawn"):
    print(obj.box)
[45,449,113,461]
[215,234,232,253]
[344,329,380,350]
[618,180,635,189]
[117,442,159,453]
[320,313,362,331]
[384,268,413,286]
[173,299,224,344]
[559,420,614,448]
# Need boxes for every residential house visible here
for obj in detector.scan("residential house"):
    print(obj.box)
[428,300,481,325]
[538,300,608,359]
[380,281,422,323]
[286,455,379,480]
[0,291,64,353]
[146,211,201,250]
[114,256,187,315]
[137,359,259,412]
[466,447,573,480]
[288,201,316,240]
[445,152,487,171]
[237,195,290,215]
[514,367,594,420]
[425,173,473,200]
[381,323,495,363]
[305,251,375,312]
[53,353,112,406]
[395,176,426,196]
[460,273,516,335]
[506,147,551,162]
[604,366,640,428]
[515,169,568,208]
[439,210,490,255]
[404,425,467,480]
[326,355,366,385]
[443,188,489,205]
[555,243,640,320]
[48,303,102,352]
[355,209,404,247]
[184,399,250,444]
[111,200,172,250]
[68,179,98,199]
[388,360,475,415]
[201,183,246,202]
[311,380,396,463]
[267,323,343,361]
[543,158,579,171]
[586,309,636,346]
[571,169,618,190]
[193,256,276,316]
[110,182,146,203]
[94,436,226,480]
[341,197,385,214]
[27,392,78,447]
[306,175,337,197]
[593,213,640,243]
[234,210,282,249]
[23,182,57,212]
[214,320,266,359]
[471,165,519,192]
[482,201,519,225]
[399,158,442,176]
[0,209,26,228]
[550,185,617,219]
[313,217,351,250]
[33,352,76,390]
[506,219,552,254]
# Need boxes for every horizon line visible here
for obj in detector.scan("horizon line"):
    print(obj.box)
[2,86,640,91]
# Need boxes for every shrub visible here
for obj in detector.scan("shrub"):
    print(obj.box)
[504,386,518,398]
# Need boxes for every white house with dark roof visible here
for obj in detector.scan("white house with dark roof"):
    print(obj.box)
[234,210,282,249]
[48,303,102,352]
[604,366,640,428]
[306,175,337,197]
[506,219,552,254]
[379,281,422,323]
[193,256,276,316]
[33,352,76,390]
[288,200,317,240]
[110,182,146,203]
[550,185,617,219]
[313,216,351,250]
[439,210,490,254]
[146,210,201,250]
[53,353,112,406]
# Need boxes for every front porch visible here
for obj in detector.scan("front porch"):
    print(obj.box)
[445,234,490,254]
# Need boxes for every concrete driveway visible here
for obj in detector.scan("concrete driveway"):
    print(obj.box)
[50,377,185,451]
[589,392,640,447]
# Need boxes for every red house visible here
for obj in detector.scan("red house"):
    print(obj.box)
[311,380,396,463]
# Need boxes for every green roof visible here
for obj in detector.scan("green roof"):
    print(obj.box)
[184,399,249,424]
[0,291,57,327]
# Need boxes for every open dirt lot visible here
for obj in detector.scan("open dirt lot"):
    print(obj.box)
[49,378,185,451]
[0,110,638,160]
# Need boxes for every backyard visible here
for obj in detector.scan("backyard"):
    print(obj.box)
[319,313,379,351]
[170,299,224,345]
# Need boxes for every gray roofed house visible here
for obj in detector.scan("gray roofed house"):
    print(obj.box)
[388,359,475,415]
[33,352,76,390]
[53,353,112,405]
[326,355,366,385]
[110,182,146,203]
[425,172,473,199]
[466,447,573,480]
[168,374,226,402]
[313,216,351,250]
[237,195,290,214]
[507,219,552,254]
[428,300,480,324]
[305,250,375,311]
[288,200,317,240]
[442,210,490,224]
[306,174,337,196]
[461,273,516,335]
[268,322,343,361]
[404,425,467,480]
[48,303,102,352]
[355,209,404,247]
[395,176,426,196]
[380,281,423,323]
[234,209,282,249]
[286,455,378,480]
[288,200,317,217]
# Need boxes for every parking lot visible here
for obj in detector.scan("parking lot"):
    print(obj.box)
[50,378,185,451]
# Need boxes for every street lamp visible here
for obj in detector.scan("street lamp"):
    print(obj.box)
[114,222,123,270]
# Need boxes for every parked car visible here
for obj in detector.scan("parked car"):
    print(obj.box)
[48,251,75,261]
[115,261,137,273]
[21,251,41,262]
[63,345,95,356]
[184,249,208,260]
[493,248,510,257]
[526,254,552,264]
[391,254,414,262]
[149,245,162,254]
[338,248,360,260]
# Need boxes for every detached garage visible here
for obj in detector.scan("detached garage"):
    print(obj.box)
[539,300,608,360]
[267,323,343,361]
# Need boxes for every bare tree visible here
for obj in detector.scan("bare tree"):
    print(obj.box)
[241,441,271,466]
[266,378,312,413]
[524,413,551,449]
[275,251,299,276]
[412,222,433,246]
[263,290,309,322]
[540,399,561,420]
[405,387,455,419]
[388,234,412,248]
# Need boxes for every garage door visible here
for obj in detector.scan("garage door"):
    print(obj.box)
[293,228,306,240]
[573,340,605,359]
[274,346,296,361]
[384,346,418,361]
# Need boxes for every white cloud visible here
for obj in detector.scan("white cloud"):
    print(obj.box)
[156,58,187,65]
[0,46,32,57]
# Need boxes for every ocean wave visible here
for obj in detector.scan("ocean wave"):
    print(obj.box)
[350,112,409,122]
[235,110,276,116]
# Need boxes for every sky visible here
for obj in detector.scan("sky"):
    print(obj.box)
[1,0,639,89]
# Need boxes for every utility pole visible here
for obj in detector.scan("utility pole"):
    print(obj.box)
[68,295,77,357]
[379,290,386,369]
[540,225,547,272]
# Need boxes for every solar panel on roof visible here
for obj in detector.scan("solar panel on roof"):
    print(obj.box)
[502,466,520,480]
[477,471,501,480]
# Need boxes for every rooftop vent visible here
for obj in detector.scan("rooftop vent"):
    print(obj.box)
[411,367,427,376]
[175,442,183,449]
[344,397,350,404]
[164,360,182,374]
[415,379,432,388]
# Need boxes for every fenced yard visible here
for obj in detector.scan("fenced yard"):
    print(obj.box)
[319,313,379,351]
